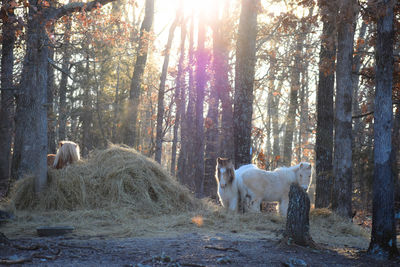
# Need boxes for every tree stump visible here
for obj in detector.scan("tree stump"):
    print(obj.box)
[282,183,316,247]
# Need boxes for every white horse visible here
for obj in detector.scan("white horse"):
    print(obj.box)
[238,162,312,216]
[215,158,256,212]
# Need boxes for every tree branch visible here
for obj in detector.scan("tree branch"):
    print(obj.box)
[45,0,117,21]
[48,58,76,82]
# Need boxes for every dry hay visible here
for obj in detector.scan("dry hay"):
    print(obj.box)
[8,145,198,214]
[0,148,369,249]
[310,208,370,248]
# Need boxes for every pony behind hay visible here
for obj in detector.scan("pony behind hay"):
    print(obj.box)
[47,154,56,167]
[53,141,80,169]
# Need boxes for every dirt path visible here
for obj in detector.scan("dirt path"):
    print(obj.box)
[1,232,399,266]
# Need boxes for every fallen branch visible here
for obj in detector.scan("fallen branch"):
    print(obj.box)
[0,249,61,265]
[352,110,374,119]
[0,257,32,265]
[204,245,240,252]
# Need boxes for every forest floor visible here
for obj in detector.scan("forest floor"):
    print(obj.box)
[1,228,400,266]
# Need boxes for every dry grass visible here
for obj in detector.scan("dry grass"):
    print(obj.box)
[0,146,370,249]
[310,208,370,248]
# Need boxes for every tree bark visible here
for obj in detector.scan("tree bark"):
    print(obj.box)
[0,0,16,189]
[124,0,154,147]
[332,0,356,218]
[283,183,315,247]
[315,0,337,209]
[368,0,398,258]
[155,15,179,164]
[233,0,259,168]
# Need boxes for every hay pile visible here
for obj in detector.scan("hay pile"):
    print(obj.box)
[9,145,198,214]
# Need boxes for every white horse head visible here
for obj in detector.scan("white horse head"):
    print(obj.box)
[296,162,312,190]
[215,157,235,188]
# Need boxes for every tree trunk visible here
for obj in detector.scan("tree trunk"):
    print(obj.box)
[332,0,356,218]
[216,1,234,160]
[124,0,154,147]
[315,0,337,209]
[93,59,107,148]
[283,43,300,166]
[193,11,207,197]
[266,56,277,170]
[352,21,368,210]
[81,54,93,157]
[283,183,315,247]
[233,0,259,168]
[11,9,49,193]
[272,78,283,168]
[179,16,196,191]
[58,18,72,141]
[393,106,400,203]
[176,22,188,180]
[112,58,121,143]
[368,0,398,258]
[203,4,228,197]
[0,1,16,189]
[155,16,179,164]
[47,32,56,154]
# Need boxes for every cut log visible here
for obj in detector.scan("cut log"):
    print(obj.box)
[36,226,74,237]
[282,183,316,247]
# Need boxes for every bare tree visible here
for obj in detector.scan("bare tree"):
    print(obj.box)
[193,10,207,197]
[368,0,398,258]
[0,0,16,190]
[123,0,154,147]
[315,0,337,208]
[155,9,180,164]
[174,21,187,177]
[178,16,196,191]
[58,17,72,141]
[332,0,357,218]
[233,0,259,168]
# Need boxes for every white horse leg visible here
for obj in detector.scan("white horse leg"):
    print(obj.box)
[228,196,238,212]
[279,198,288,217]
[249,199,262,213]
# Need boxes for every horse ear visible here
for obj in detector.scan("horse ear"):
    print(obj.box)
[217,157,222,164]
[58,141,63,148]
